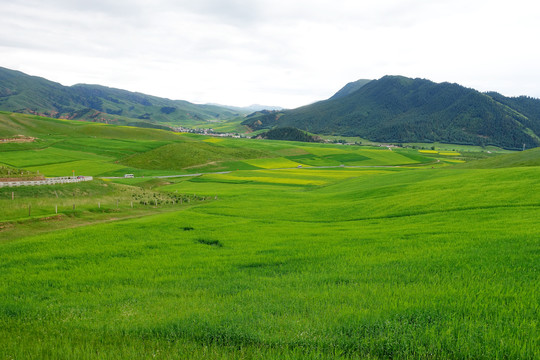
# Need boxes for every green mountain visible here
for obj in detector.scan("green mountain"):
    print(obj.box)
[329,79,372,99]
[246,75,540,150]
[0,67,245,127]
[241,110,284,130]
[484,92,540,136]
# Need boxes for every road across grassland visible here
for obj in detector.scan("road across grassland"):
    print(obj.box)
[0,176,94,188]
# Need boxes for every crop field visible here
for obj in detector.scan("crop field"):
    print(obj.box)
[243,157,303,169]
[25,159,127,177]
[161,168,398,195]
[52,138,171,158]
[0,114,538,359]
[0,147,113,168]
[0,113,436,178]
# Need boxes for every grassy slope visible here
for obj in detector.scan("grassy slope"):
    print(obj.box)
[0,112,433,177]
[0,112,181,141]
[0,112,182,176]
[0,113,538,359]
[455,147,540,168]
[1,166,538,358]
[0,67,245,127]
[121,142,269,170]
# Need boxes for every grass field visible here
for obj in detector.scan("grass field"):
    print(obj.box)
[0,112,436,177]
[456,147,540,169]
[0,165,42,180]
[0,113,538,359]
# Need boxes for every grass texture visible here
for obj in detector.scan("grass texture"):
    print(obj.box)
[0,112,538,359]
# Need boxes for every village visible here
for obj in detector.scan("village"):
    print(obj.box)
[171,126,243,138]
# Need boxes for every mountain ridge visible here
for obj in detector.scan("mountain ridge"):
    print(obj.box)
[2,67,540,149]
[0,67,244,127]
[206,103,284,113]
[329,79,372,100]
[243,75,540,149]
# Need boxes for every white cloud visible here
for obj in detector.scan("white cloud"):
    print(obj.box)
[1,0,540,108]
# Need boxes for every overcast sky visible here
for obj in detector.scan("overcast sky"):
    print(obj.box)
[2,0,540,108]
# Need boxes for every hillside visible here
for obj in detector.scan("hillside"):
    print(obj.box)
[1,138,539,358]
[253,76,540,150]
[329,79,372,99]
[0,112,430,177]
[0,67,244,127]
[0,112,265,176]
[1,110,538,359]
[456,147,540,168]
[241,110,284,130]
[254,127,322,142]
[485,92,540,135]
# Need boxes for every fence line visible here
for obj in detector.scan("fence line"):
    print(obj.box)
[0,176,93,188]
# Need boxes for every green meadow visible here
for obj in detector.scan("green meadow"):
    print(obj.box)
[0,113,538,359]
[0,112,438,177]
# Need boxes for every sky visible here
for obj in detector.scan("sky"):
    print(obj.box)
[2,0,540,109]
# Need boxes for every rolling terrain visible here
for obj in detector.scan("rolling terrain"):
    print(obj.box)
[4,67,540,151]
[0,67,245,128]
[0,112,436,177]
[456,146,540,168]
[244,76,540,150]
[0,113,538,359]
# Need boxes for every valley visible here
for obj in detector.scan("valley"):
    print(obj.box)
[0,113,538,359]
[3,68,540,151]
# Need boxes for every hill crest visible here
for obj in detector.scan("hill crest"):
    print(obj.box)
[273,75,540,150]
[0,67,244,127]
[329,79,372,100]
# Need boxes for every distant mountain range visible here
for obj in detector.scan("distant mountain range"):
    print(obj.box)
[243,76,540,149]
[0,67,245,128]
[206,103,284,113]
[2,67,540,149]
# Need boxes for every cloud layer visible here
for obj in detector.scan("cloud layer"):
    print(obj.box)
[2,0,540,108]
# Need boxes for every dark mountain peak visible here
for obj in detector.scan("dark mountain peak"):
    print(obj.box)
[372,75,431,90]
[0,66,34,79]
[372,75,466,91]
[378,74,416,82]
[367,75,453,92]
[330,79,372,100]
[0,67,65,90]
[276,75,540,149]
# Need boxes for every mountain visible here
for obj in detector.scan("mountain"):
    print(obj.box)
[245,75,540,150]
[329,79,372,100]
[484,92,540,136]
[4,67,540,149]
[208,103,284,112]
[241,110,284,131]
[0,67,243,127]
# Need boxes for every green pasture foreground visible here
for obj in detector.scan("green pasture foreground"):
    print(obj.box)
[1,166,538,359]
